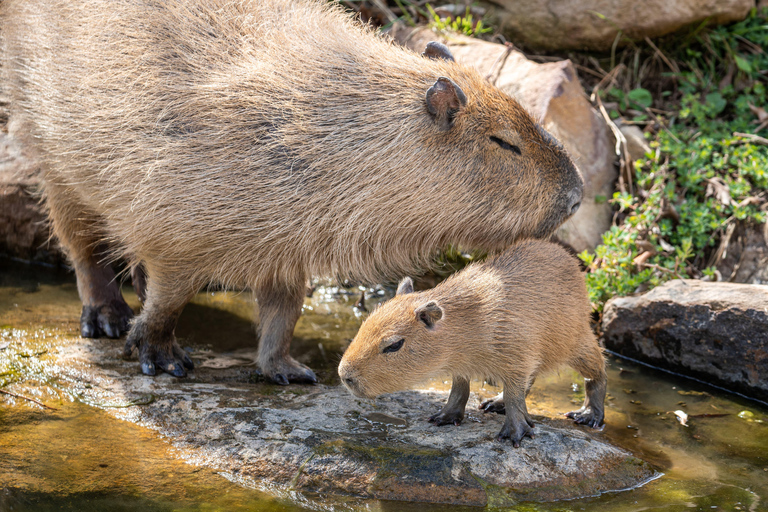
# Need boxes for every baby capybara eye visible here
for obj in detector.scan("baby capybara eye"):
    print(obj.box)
[383,339,405,353]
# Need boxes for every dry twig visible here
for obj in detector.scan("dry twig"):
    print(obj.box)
[0,389,58,410]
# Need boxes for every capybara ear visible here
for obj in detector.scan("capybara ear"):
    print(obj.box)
[422,41,455,62]
[415,301,443,328]
[396,277,414,296]
[426,76,466,131]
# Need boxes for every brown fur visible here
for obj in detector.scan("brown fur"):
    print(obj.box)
[339,239,606,446]
[1,0,583,382]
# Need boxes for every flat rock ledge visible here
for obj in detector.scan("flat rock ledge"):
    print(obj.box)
[603,279,768,402]
[37,337,654,507]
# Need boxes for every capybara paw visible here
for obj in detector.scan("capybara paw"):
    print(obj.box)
[566,407,604,428]
[496,421,535,448]
[479,397,505,415]
[124,335,193,378]
[428,409,464,426]
[263,358,317,386]
[80,301,134,339]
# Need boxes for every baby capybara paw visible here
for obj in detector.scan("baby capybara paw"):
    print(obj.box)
[479,396,505,415]
[497,419,535,448]
[262,357,317,386]
[80,301,134,339]
[124,335,193,378]
[566,407,604,428]
[428,409,464,426]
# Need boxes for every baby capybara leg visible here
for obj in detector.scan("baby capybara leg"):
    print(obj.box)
[498,384,535,447]
[45,184,133,338]
[255,281,317,386]
[566,338,607,428]
[480,377,536,415]
[123,274,194,377]
[429,376,470,426]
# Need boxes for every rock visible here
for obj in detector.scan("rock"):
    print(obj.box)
[603,279,768,402]
[715,221,768,285]
[0,130,63,264]
[619,124,651,163]
[390,26,617,252]
[483,0,753,51]
[12,334,655,507]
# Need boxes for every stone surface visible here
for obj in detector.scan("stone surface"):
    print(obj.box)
[603,279,768,402]
[716,221,768,285]
[483,0,753,51]
[619,124,651,163]
[390,26,617,252]
[13,334,655,507]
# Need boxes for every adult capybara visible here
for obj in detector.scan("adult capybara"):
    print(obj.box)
[339,239,606,447]
[1,0,583,383]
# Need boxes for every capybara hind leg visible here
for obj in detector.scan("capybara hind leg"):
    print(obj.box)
[255,281,317,386]
[123,274,195,377]
[497,383,535,447]
[45,184,133,338]
[429,376,470,426]
[480,377,535,415]
[566,339,607,428]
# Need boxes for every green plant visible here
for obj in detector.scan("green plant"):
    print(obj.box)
[426,4,492,37]
[582,8,768,310]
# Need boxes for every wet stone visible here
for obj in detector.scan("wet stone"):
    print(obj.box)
[18,335,656,507]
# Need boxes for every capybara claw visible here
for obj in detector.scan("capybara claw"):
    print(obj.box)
[566,407,604,428]
[480,396,506,415]
[140,361,156,376]
[80,301,133,339]
[428,410,464,427]
[263,358,317,385]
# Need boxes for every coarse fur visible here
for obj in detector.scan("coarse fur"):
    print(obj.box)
[1,0,583,382]
[339,239,606,447]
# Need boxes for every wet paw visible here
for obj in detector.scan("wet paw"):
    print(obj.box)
[496,421,535,448]
[479,395,505,415]
[80,301,134,339]
[123,333,193,378]
[262,357,317,386]
[566,407,604,428]
[428,409,464,426]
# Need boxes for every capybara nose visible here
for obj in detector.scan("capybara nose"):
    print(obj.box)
[567,186,583,216]
[344,377,355,387]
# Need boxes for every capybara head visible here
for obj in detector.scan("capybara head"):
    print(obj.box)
[389,44,584,253]
[339,277,449,398]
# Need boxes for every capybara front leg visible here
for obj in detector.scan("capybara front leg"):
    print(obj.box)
[76,253,135,339]
[565,339,607,428]
[429,376,470,426]
[123,274,194,377]
[497,384,535,447]
[255,282,316,386]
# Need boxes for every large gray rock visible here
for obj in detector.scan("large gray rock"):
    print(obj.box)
[390,26,617,252]
[603,279,768,401]
[0,130,63,263]
[9,334,655,507]
[484,0,753,51]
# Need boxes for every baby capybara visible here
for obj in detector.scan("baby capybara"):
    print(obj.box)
[339,239,606,447]
[1,0,583,383]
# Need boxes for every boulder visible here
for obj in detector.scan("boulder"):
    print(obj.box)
[390,26,617,252]
[483,0,753,51]
[0,130,63,264]
[2,332,656,507]
[715,221,768,285]
[602,279,768,402]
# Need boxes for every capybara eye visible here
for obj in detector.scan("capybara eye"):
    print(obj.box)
[383,338,405,353]
[490,136,522,156]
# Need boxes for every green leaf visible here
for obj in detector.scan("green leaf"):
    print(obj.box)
[627,88,653,109]
[734,55,752,73]
[704,92,727,116]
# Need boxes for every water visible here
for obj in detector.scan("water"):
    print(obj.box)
[1,257,767,511]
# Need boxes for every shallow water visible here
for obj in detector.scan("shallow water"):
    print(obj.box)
[1,257,767,511]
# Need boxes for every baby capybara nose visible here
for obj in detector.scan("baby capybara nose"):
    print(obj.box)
[567,185,583,216]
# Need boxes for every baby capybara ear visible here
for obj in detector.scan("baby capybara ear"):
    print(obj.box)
[396,277,414,295]
[422,41,455,62]
[415,301,443,328]
[426,77,466,131]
